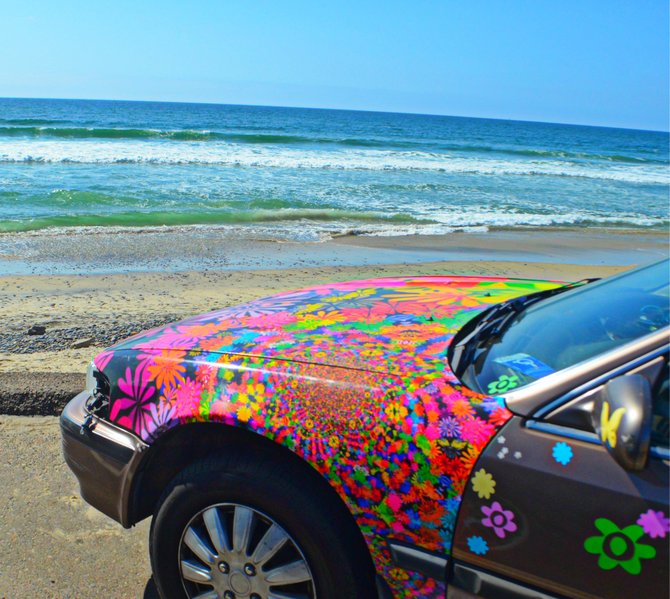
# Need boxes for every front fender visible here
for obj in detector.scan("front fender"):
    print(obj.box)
[101,350,512,597]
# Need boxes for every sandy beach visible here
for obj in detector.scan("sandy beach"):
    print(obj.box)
[0,232,665,598]
[1,231,650,412]
[3,228,664,408]
[0,233,661,597]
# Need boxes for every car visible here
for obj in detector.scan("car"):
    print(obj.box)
[61,259,669,599]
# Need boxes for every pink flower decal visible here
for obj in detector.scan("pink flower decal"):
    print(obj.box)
[637,509,670,539]
[93,350,114,371]
[110,365,155,433]
[481,501,518,539]
[175,377,204,419]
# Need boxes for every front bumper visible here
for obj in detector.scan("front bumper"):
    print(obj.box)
[60,391,148,527]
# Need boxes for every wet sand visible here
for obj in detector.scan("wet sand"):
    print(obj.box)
[0,227,665,275]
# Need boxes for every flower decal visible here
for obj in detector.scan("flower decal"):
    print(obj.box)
[637,509,670,539]
[467,536,489,555]
[584,518,656,574]
[481,501,518,539]
[471,468,496,499]
[487,374,519,395]
[110,364,155,431]
[552,441,573,466]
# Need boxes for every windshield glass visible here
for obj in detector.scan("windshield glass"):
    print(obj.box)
[459,260,670,395]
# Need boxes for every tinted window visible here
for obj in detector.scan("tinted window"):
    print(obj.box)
[464,260,669,394]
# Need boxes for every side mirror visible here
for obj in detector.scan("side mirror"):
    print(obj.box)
[593,374,652,471]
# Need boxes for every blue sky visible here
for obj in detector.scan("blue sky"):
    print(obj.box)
[1,1,668,130]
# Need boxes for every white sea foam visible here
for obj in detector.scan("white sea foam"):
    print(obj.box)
[0,140,667,185]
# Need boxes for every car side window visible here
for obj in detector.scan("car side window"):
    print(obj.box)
[651,359,669,450]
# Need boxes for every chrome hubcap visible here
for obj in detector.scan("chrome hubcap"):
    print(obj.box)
[178,503,316,599]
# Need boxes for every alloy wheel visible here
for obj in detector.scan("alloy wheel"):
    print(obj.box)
[178,502,316,599]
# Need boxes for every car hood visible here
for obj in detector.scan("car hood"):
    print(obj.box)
[113,276,560,376]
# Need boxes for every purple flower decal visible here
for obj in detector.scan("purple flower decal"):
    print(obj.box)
[637,509,670,539]
[481,501,518,539]
[480,396,505,414]
[144,401,177,442]
[439,416,461,438]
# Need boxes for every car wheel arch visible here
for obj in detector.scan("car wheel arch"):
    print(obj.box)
[127,421,376,575]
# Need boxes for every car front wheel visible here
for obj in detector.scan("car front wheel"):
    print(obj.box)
[149,449,377,599]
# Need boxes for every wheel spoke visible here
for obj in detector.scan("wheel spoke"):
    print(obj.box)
[269,592,309,599]
[184,526,216,565]
[251,523,289,566]
[179,502,315,598]
[203,506,231,554]
[181,559,213,584]
[265,559,311,585]
[232,505,254,555]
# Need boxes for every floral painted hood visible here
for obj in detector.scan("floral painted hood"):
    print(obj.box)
[99,275,561,598]
[114,276,560,377]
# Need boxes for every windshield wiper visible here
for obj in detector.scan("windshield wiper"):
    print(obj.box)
[449,278,598,378]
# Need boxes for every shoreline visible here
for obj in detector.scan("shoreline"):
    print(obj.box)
[0,226,666,276]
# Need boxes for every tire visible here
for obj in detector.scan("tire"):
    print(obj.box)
[149,448,377,599]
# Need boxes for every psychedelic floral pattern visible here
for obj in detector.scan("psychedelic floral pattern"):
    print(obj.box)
[96,276,559,597]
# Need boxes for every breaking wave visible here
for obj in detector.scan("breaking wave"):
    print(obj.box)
[1,140,667,184]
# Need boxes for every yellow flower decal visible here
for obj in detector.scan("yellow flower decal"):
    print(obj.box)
[471,468,496,499]
[601,401,626,448]
[236,405,252,422]
[385,402,409,423]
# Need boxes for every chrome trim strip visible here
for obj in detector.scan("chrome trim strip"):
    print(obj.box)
[450,561,559,599]
[533,345,669,419]
[525,421,600,445]
[505,328,669,416]
[62,391,147,453]
[388,541,447,581]
[650,447,670,460]
[527,421,669,461]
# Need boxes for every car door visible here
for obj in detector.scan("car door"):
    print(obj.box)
[448,351,669,598]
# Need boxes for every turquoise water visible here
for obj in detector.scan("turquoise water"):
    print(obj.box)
[0,98,667,240]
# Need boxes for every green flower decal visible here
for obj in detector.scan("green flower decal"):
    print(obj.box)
[584,518,656,574]
[487,374,519,394]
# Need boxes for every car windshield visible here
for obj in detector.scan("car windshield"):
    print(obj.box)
[455,260,670,395]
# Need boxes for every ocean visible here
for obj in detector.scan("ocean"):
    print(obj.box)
[0,97,668,241]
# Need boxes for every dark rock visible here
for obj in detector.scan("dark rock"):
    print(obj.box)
[71,337,95,349]
[27,325,46,336]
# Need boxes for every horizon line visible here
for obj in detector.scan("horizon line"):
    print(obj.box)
[1,95,667,134]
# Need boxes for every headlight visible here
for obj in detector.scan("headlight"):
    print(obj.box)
[85,361,99,396]
[84,360,110,417]
[85,361,110,398]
